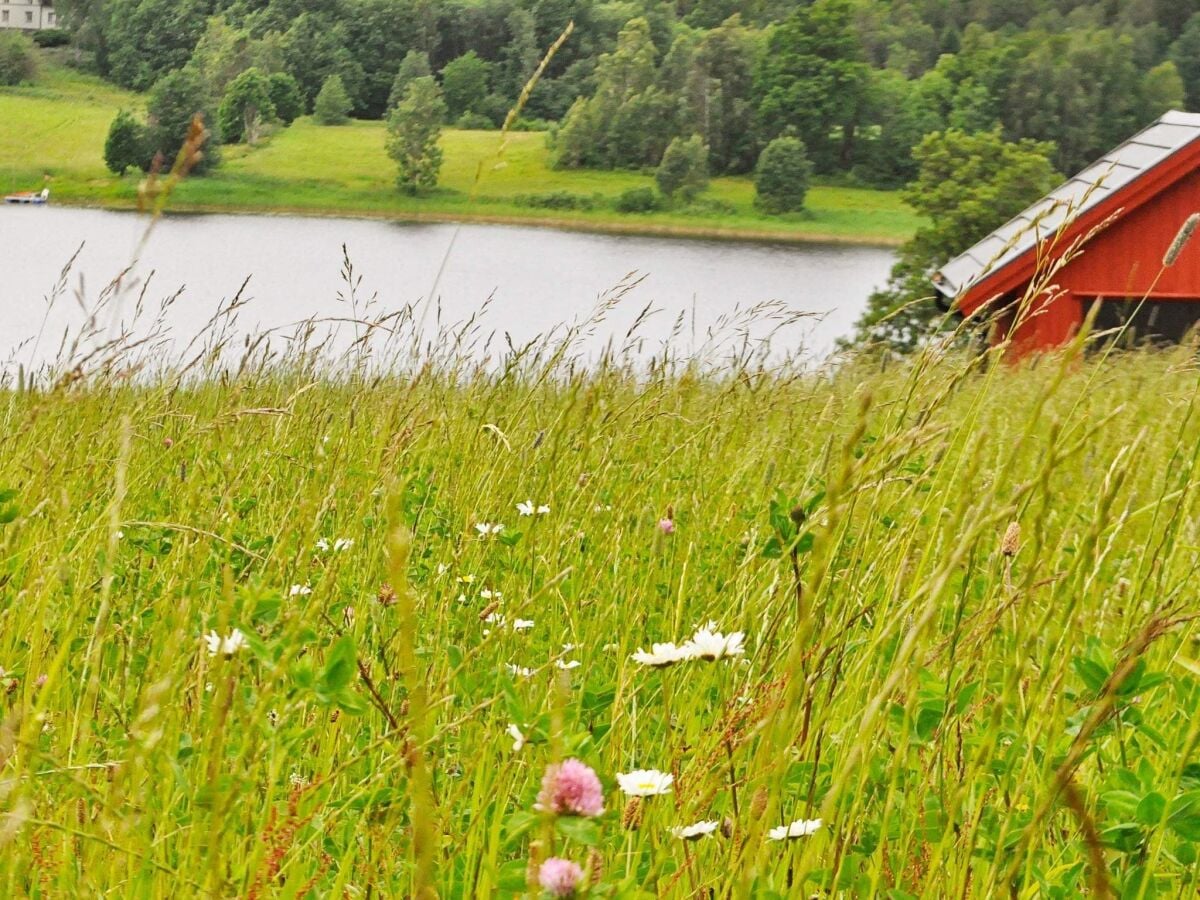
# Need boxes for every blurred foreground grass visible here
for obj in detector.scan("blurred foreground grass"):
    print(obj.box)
[0,287,1199,897]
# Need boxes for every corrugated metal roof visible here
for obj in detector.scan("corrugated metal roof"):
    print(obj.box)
[932,110,1200,299]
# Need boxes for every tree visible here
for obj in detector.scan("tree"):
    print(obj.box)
[104,0,209,90]
[853,129,1060,352]
[1170,14,1200,109]
[753,0,871,172]
[281,13,363,111]
[268,72,305,125]
[104,109,149,174]
[386,75,446,193]
[147,67,221,173]
[388,50,431,113]
[0,31,36,86]
[440,50,491,121]
[1142,61,1185,113]
[313,74,352,124]
[656,135,709,202]
[219,67,276,143]
[754,136,812,214]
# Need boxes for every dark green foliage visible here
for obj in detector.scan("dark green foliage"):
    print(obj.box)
[387,50,431,114]
[613,186,661,213]
[753,136,811,215]
[103,109,149,174]
[854,129,1060,352]
[313,74,352,125]
[104,0,208,90]
[219,67,276,143]
[656,135,708,202]
[440,51,491,121]
[146,67,221,174]
[386,75,446,193]
[281,13,363,112]
[1171,14,1200,110]
[31,29,70,48]
[511,191,597,210]
[0,31,36,86]
[267,72,304,125]
[753,0,871,173]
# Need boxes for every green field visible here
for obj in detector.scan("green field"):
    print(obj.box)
[0,61,921,244]
[2,303,1200,895]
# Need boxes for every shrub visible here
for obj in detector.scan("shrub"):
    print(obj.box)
[218,67,276,144]
[754,136,812,215]
[656,135,709,202]
[455,111,493,130]
[440,50,490,121]
[147,67,221,174]
[31,29,70,48]
[512,191,598,211]
[613,186,662,214]
[104,109,150,175]
[313,74,352,125]
[0,32,36,86]
[267,72,304,125]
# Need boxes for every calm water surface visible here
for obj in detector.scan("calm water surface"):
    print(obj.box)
[0,207,894,369]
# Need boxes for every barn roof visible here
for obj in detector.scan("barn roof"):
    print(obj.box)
[932,110,1200,301]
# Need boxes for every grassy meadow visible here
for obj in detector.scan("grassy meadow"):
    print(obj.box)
[0,60,920,244]
[2,277,1200,896]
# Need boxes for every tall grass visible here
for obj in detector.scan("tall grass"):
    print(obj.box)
[1,256,1200,898]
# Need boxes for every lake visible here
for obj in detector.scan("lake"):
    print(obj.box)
[0,207,894,372]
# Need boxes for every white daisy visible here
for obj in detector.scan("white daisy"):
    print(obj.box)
[315,538,330,552]
[517,500,551,516]
[480,588,503,600]
[204,628,247,658]
[505,663,534,678]
[617,769,674,797]
[474,522,504,537]
[631,642,693,668]
[555,659,581,670]
[512,618,535,632]
[682,623,745,661]
[670,820,720,841]
[289,583,312,597]
[767,818,823,841]
[507,723,526,752]
[333,538,354,552]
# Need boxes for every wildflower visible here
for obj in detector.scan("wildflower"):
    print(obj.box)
[505,663,534,678]
[658,517,675,535]
[204,628,247,658]
[457,573,477,585]
[538,858,583,898]
[555,659,581,670]
[536,759,605,817]
[683,623,745,661]
[377,584,397,607]
[34,674,48,688]
[289,772,310,789]
[289,583,312,597]
[670,820,720,841]
[163,437,173,449]
[315,538,329,552]
[436,563,450,576]
[480,588,503,600]
[475,522,504,537]
[507,723,526,752]
[517,500,551,516]
[333,538,354,552]
[631,642,692,668]
[767,818,823,841]
[513,618,535,632]
[617,769,673,797]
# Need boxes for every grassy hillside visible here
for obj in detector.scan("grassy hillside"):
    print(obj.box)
[0,61,920,244]
[1,306,1199,895]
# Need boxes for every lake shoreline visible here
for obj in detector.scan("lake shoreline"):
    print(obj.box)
[44,195,909,248]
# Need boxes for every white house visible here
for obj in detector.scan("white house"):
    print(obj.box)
[0,0,58,30]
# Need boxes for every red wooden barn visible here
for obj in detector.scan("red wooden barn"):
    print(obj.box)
[932,111,1200,355]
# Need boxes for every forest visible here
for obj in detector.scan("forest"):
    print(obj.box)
[48,0,1200,188]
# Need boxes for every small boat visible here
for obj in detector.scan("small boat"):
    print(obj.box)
[4,188,49,205]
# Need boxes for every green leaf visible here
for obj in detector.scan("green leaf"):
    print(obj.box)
[554,815,600,846]
[1135,792,1166,826]
[320,635,357,693]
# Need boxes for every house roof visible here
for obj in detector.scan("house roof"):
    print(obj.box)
[932,110,1200,301]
